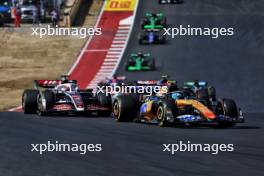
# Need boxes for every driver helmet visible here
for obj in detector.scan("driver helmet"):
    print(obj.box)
[171,92,184,100]
[193,80,201,93]
[60,85,70,92]
[160,74,168,84]
[137,52,143,57]
[61,75,69,83]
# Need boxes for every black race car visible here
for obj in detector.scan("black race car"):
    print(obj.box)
[22,75,111,116]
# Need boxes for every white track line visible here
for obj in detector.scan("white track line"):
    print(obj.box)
[100,66,116,69]
[104,59,118,62]
[108,51,122,54]
[118,26,131,29]
[86,0,139,90]
[111,44,124,47]
[99,70,113,74]
[109,48,123,51]
[68,1,106,75]
[105,55,120,58]
[115,33,128,37]
[8,106,22,112]
[85,49,109,52]
[113,37,127,40]
[112,41,126,44]
[116,30,129,34]
[102,63,117,66]
[110,0,139,77]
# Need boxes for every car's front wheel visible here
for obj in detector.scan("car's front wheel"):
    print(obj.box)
[156,99,177,127]
[22,89,39,114]
[218,98,238,128]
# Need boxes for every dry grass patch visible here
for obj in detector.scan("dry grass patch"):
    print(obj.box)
[0,0,103,111]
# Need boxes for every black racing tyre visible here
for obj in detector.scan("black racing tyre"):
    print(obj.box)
[37,90,54,116]
[80,89,94,97]
[97,92,112,108]
[141,19,148,29]
[140,20,144,29]
[156,99,177,127]
[218,98,238,127]
[43,90,54,109]
[125,62,129,71]
[160,17,167,27]
[223,99,238,117]
[22,89,39,114]
[125,60,135,70]
[113,95,138,122]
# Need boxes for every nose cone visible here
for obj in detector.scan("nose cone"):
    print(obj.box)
[204,111,216,120]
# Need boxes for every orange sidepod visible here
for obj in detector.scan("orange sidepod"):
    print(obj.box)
[176,99,216,120]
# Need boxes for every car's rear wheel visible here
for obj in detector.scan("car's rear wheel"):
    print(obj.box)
[141,19,148,29]
[113,95,138,122]
[97,93,111,107]
[160,17,167,27]
[37,90,54,116]
[97,93,112,116]
[22,89,39,114]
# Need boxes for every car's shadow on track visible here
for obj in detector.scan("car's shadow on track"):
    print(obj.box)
[132,121,261,130]
[172,125,261,130]
[17,112,261,130]
[22,114,113,120]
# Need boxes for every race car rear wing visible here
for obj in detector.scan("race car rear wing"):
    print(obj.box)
[116,76,126,80]
[130,53,151,57]
[34,80,62,88]
[184,81,208,87]
[137,80,158,85]
[144,28,162,32]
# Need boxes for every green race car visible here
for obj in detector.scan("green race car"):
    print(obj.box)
[125,52,155,71]
[141,12,167,30]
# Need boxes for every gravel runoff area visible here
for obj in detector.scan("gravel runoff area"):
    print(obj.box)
[0,0,103,111]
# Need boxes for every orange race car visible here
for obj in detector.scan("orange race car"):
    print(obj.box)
[112,82,244,128]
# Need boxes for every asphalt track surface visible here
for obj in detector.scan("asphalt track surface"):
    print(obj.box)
[1,0,264,176]
[117,0,264,113]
